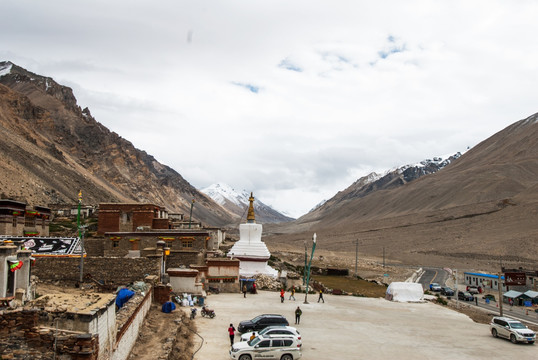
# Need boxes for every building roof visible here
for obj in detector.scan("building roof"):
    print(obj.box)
[503,290,523,298]
[464,272,504,280]
[523,290,538,298]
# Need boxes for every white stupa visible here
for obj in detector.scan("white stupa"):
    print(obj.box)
[227,193,278,278]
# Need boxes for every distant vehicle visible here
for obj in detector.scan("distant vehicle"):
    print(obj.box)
[457,291,474,301]
[238,314,289,333]
[230,335,302,360]
[441,287,454,296]
[482,294,496,302]
[429,283,442,292]
[466,286,479,294]
[490,316,535,344]
[240,326,301,343]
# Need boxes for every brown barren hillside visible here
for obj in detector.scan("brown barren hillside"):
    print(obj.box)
[266,114,538,272]
[0,61,236,227]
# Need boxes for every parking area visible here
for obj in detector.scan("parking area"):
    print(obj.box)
[191,290,535,359]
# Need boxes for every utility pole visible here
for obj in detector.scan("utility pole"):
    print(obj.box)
[455,269,459,308]
[188,199,195,229]
[498,272,504,317]
[383,247,385,268]
[354,239,358,277]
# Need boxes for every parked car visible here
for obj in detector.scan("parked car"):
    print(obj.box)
[482,294,496,302]
[441,287,454,296]
[467,286,479,294]
[240,326,301,343]
[237,314,289,333]
[457,291,474,301]
[490,316,535,344]
[429,283,442,292]
[230,335,302,360]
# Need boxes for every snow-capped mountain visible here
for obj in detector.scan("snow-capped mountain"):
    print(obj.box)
[305,152,464,217]
[201,183,295,223]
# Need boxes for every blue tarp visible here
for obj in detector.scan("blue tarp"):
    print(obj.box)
[116,288,135,309]
[162,301,176,313]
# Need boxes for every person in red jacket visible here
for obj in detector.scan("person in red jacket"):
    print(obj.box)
[228,324,236,346]
[280,288,285,303]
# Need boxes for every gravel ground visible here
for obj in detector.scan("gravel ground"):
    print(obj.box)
[189,290,536,360]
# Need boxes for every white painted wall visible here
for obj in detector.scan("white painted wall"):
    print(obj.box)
[111,290,152,360]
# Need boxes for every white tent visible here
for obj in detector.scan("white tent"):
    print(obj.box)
[386,282,424,302]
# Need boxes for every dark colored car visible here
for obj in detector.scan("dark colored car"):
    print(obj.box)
[441,287,454,296]
[483,294,496,302]
[458,291,474,301]
[238,314,289,333]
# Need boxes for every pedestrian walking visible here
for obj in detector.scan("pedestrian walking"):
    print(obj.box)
[243,284,247,298]
[228,323,236,346]
[289,286,296,301]
[280,288,285,303]
[252,282,257,294]
[475,296,478,306]
[318,288,324,303]
[295,306,302,324]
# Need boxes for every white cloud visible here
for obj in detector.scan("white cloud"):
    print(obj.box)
[2,0,538,217]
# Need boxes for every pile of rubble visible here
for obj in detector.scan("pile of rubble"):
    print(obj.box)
[253,274,282,290]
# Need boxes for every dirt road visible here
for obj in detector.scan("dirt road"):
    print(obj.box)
[189,290,536,359]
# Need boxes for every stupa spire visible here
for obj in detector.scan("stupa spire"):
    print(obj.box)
[247,192,256,223]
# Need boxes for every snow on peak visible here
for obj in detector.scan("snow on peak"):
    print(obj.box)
[0,62,13,77]
[201,183,250,207]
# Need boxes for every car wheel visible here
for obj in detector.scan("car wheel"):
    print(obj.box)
[280,355,293,360]
[239,355,252,360]
[510,334,517,344]
[491,329,498,338]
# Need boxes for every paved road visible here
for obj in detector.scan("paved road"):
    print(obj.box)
[417,267,450,290]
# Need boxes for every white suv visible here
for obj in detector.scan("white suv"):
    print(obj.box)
[490,316,535,344]
[230,335,302,360]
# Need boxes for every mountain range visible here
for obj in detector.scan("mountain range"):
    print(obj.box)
[201,183,294,224]
[1,61,537,271]
[265,114,538,271]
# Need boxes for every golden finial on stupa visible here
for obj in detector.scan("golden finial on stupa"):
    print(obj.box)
[247,192,256,223]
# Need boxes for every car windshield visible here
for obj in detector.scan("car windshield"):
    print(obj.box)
[509,322,526,329]
[251,315,263,323]
[248,337,261,346]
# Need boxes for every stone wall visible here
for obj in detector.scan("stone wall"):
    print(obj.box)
[32,257,161,286]
[84,238,105,257]
[0,309,99,359]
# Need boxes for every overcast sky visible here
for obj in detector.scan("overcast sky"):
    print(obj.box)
[2,1,538,218]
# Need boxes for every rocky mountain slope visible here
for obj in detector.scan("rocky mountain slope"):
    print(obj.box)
[265,113,538,271]
[0,61,235,227]
[308,152,463,218]
[201,183,294,224]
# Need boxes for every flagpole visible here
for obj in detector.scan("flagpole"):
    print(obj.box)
[78,190,84,284]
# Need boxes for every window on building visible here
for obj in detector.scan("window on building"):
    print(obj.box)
[182,240,193,248]
[12,218,16,227]
[113,241,119,248]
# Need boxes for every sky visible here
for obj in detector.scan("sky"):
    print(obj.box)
[2,1,538,218]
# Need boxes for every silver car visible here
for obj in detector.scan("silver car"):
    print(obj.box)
[240,326,301,343]
[490,316,535,344]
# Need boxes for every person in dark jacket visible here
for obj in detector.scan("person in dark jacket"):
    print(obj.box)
[295,306,302,324]
[318,289,324,303]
